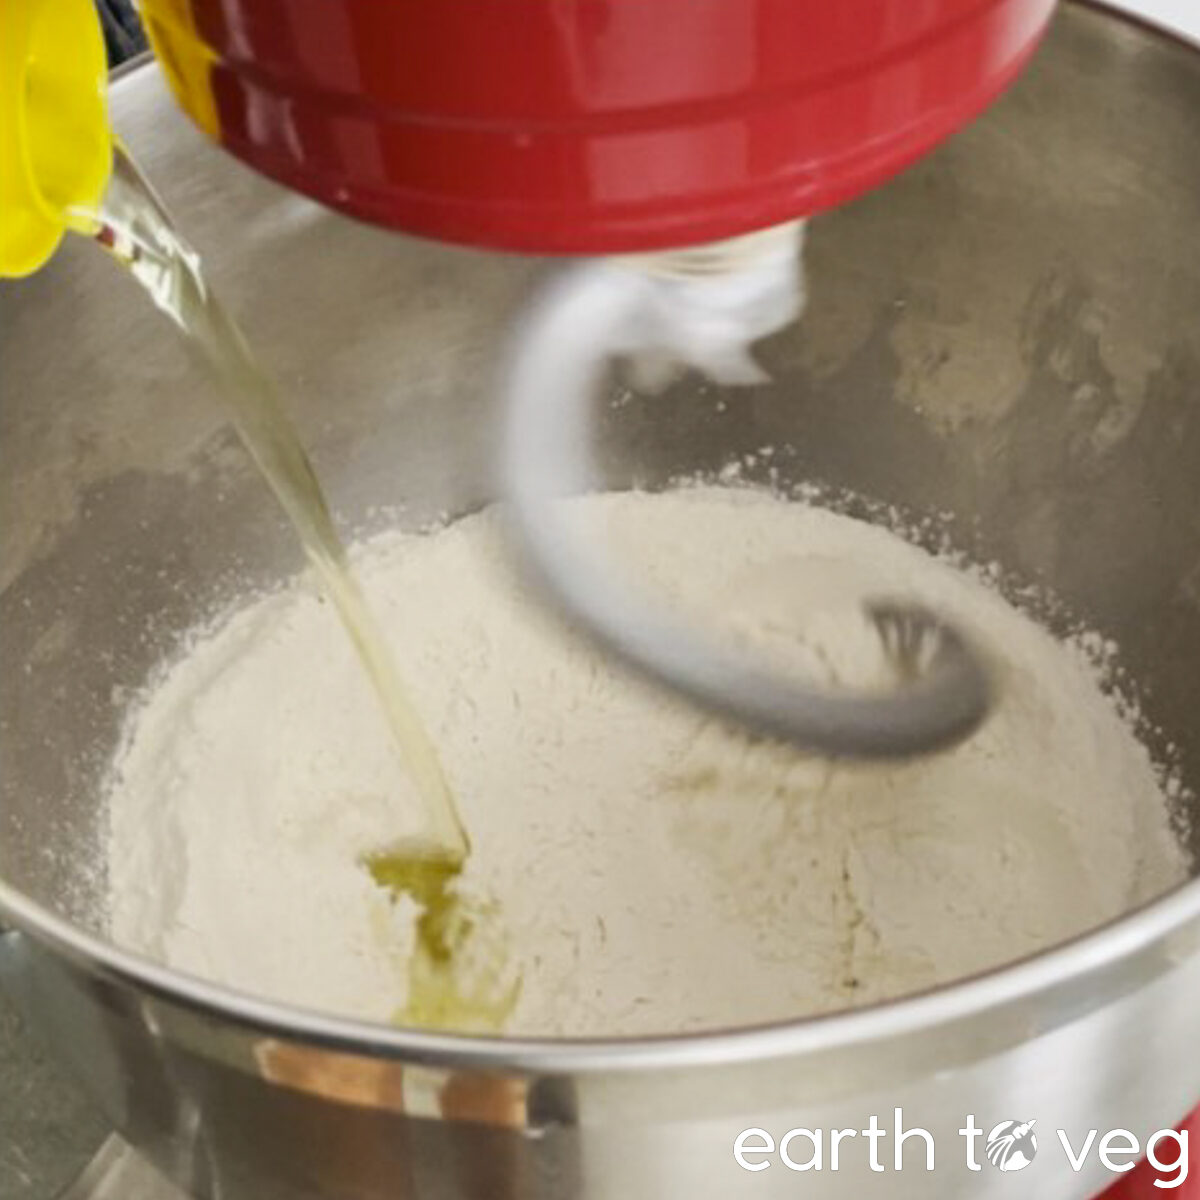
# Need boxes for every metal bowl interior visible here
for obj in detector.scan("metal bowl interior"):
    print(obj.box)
[1,2,1200,1061]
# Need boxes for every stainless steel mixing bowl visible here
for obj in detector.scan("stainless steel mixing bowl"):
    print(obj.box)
[2,5,1200,1197]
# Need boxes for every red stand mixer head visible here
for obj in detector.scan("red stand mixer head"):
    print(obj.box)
[138,0,1056,254]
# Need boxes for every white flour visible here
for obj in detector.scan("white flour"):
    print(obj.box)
[106,487,1188,1035]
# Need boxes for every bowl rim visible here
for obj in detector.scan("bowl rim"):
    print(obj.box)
[2,0,1199,1078]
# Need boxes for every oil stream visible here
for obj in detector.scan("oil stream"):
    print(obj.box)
[83,146,514,1030]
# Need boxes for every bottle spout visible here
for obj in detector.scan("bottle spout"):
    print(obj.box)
[0,0,113,277]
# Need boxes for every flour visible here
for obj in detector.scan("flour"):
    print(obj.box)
[105,486,1189,1035]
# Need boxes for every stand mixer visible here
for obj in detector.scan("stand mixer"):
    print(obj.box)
[120,0,1062,756]
[131,0,1056,253]
[5,3,1200,1199]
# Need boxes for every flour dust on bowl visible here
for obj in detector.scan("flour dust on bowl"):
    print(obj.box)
[3,6,1200,1200]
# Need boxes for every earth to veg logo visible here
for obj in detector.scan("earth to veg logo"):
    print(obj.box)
[985,1119,1038,1171]
[733,1110,1188,1187]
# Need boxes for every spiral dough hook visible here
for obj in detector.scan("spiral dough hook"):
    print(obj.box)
[498,232,993,759]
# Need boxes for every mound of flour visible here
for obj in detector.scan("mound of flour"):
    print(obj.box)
[106,487,1188,1034]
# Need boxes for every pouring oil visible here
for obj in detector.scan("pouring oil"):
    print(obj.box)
[84,146,515,1031]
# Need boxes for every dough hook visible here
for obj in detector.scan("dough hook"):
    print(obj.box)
[498,225,994,759]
